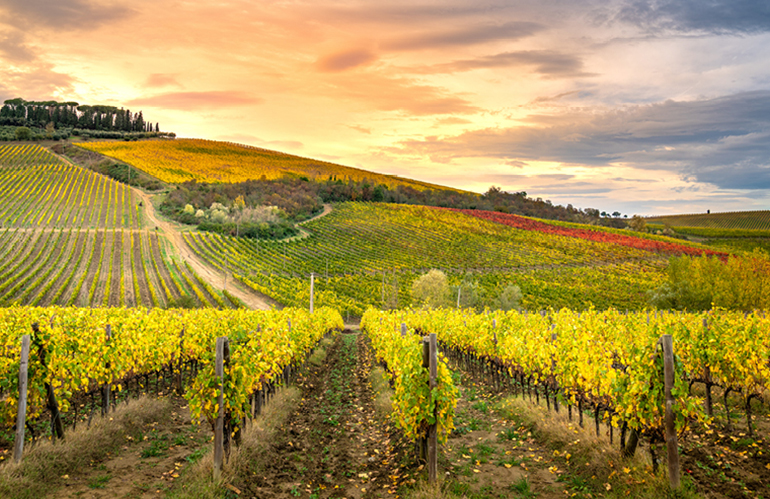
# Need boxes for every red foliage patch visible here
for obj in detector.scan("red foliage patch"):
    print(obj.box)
[438,208,728,258]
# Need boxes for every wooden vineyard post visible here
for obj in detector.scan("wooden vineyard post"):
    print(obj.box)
[419,337,429,462]
[102,325,112,416]
[551,331,559,413]
[32,323,64,440]
[175,328,185,395]
[13,334,31,463]
[213,336,230,481]
[428,333,438,484]
[401,322,407,337]
[658,334,680,490]
[310,272,315,314]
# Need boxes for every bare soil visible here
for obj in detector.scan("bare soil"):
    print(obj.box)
[109,230,123,306]
[150,233,181,301]
[231,332,407,498]
[75,230,103,306]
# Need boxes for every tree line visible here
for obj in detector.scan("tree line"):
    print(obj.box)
[0,97,160,133]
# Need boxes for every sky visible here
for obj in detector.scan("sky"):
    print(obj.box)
[1,0,770,216]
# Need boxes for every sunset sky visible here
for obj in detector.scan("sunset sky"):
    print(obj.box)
[2,0,769,215]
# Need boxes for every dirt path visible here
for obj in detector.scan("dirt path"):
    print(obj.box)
[55,396,212,499]
[301,203,333,225]
[133,189,276,310]
[233,332,403,498]
[445,373,566,499]
[289,203,334,241]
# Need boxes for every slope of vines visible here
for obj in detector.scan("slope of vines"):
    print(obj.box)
[0,144,229,308]
[76,139,457,191]
[647,210,770,231]
[185,202,669,315]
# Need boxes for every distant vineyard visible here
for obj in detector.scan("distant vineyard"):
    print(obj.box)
[450,208,726,258]
[184,202,668,315]
[76,138,457,191]
[0,143,231,309]
[646,210,770,231]
[0,144,140,229]
[0,228,221,308]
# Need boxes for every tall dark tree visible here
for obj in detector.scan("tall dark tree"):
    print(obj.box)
[134,110,144,132]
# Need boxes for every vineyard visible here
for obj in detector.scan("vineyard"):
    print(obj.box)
[183,202,677,315]
[366,307,769,439]
[1,137,769,498]
[646,210,770,231]
[0,144,140,229]
[360,307,769,498]
[75,139,457,190]
[0,306,341,449]
[0,144,233,309]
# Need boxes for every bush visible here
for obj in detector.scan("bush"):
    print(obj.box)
[411,269,451,308]
[197,221,298,240]
[497,284,522,311]
[14,127,31,140]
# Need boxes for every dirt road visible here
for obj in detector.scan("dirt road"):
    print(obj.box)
[134,189,277,310]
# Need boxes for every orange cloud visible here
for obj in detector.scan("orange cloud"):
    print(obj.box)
[144,73,182,88]
[316,49,378,72]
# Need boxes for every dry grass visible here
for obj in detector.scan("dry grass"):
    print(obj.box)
[403,478,455,499]
[494,395,699,499]
[496,395,629,467]
[308,336,333,366]
[0,396,169,499]
[167,386,302,498]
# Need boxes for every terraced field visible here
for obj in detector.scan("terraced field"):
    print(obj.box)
[0,144,233,308]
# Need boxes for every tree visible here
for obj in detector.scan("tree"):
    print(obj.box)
[14,127,31,140]
[411,269,451,308]
[135,110,145,132]
[497,284,522,311]
[628,215,647,232]
[234,195,246,237]
[455,273,481,309]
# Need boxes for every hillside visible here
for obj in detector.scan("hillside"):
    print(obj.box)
[0,143,235,308]
[0,141,730,313]
[183,202,699,315]
[647,210,770,230]
[76,138,458,191]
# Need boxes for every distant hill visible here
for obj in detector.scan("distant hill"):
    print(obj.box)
[76,138,460,191]
[647,210,770,231]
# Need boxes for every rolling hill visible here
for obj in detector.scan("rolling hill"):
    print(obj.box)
[0,143,236,308]
[647,210,770,231]
[76,138,461,191]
